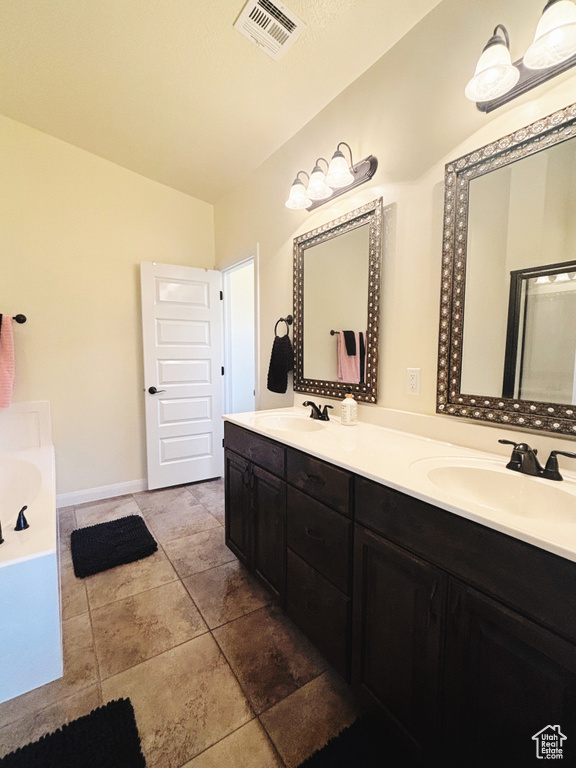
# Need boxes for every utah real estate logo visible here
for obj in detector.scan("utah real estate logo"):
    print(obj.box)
[532,725,567,759]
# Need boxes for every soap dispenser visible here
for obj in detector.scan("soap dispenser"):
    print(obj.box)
[341,389,357,426]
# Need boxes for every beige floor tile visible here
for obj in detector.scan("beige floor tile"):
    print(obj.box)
[188,479,224,518]
[260,670,366,768]
[183,560,271,629]
[101,633,253,768]
[163,527,236,579]
[61,561,89,619]
[0,613,99,727]
[133,485,199,516]
[144,503,220,543]
[75,495,142,528]
[91,580,208,679]
[0,685,101,759]
[213,605,328,715]
[84,547,178,609]
[182,719,283,768]
[58,507,77,541]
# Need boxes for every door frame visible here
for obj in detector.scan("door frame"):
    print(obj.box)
[220,245,260,412]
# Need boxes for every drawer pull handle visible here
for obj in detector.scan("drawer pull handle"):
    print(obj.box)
[305,527,324,542]
[305,473,325,486]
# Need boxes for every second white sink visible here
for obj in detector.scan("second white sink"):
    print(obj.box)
[411,456,576,525]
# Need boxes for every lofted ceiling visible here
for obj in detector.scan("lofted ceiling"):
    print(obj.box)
[0,0,442,203]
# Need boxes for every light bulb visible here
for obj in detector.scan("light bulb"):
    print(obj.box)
[524,0,576,69]
[307,164,332,200]
[325,150,354,188]
[285,177,311,210]
[465,28,520,102]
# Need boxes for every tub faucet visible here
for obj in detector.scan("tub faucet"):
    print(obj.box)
[0,519,3,545]
[303,401,333,421]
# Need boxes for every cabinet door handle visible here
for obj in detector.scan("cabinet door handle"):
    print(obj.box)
[429,581,439,619]
[450,593,461,627]
[305,473,325,486]
[305,527,324,543]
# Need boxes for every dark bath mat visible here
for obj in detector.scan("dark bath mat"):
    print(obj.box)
[298,710,422,768]
[70,515,157,578]
[0,698,147,768]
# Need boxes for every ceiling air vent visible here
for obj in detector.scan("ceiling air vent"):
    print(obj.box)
[234,0,306,60]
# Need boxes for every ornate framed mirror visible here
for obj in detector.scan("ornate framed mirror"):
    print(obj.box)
[293,197,383,403]
[437,101,576,436]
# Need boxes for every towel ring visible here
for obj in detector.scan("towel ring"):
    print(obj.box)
[274,314,293,337]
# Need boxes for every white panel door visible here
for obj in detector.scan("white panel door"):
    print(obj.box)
[141,262,223,490]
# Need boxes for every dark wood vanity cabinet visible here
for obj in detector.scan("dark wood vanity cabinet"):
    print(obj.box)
[353,474,576,766]
[225,422,576,765]
[352,524,446,753]
[443,580,576,767]
[224,424,286,603]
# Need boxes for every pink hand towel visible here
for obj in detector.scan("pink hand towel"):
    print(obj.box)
[337,330,360,384]
[0,316,15,408]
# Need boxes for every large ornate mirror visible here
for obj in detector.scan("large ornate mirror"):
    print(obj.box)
[293,198,383,403]
[438,102,576,436]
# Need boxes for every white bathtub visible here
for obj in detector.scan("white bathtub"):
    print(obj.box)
[0,403,63,703]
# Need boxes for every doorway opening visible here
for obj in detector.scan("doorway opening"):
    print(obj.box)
[222,253,258,414]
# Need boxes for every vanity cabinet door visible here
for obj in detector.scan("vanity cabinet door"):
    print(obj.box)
[352,524,446,753]
[224,449,251,564]
[444,580,576,768]
[251,464,286,604]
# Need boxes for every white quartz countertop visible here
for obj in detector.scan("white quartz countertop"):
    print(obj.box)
[224,407,576,565]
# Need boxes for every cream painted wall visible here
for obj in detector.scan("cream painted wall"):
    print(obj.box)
[1,115,214,494]
[214,0,576,450]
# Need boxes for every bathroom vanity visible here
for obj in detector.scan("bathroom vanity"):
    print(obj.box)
[224,410,576,766]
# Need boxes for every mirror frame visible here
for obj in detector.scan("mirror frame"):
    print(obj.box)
[293,197,383,403]
[437,101,576,437]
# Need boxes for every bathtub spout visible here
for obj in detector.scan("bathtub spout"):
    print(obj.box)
[0,519,3,545]
[15,506,29,531]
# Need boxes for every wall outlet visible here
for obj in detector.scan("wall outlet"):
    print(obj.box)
[407,367,421,394]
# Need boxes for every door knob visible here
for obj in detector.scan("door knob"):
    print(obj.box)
[148,386,166,394]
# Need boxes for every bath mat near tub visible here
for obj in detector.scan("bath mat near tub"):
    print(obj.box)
[71,515,157,578]
[0,697,147,768]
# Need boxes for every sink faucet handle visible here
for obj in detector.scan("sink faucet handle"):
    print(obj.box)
[320,405,333,421]
[542,450,576,481]
[303,401,322,419]
[498,439,522,471]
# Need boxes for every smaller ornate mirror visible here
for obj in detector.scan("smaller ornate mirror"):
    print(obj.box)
[293,198,383,403]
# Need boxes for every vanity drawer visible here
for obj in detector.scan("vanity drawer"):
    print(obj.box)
[224,422,285,478]
[287,486,351,594]
[287,449,352,516]
[286,549,350,677]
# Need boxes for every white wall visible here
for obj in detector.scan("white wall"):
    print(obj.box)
[1,115,215,495]
[213,0,576,451]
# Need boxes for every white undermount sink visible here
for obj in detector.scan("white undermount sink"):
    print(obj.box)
[411,456,576,525]
[254,412,327,433]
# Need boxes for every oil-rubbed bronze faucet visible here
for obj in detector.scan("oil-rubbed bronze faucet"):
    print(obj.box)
[499,440,576,481]
[303,401,333,421]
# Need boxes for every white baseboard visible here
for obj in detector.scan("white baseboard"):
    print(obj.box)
[56,479,147,508]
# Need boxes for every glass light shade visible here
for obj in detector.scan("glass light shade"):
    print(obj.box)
[465,41,520,101]
[307,167,332,200]
[524,0,576,69]
[325,151,354,188]
[285,178,311,210]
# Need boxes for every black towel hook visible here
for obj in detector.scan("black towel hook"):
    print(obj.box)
[13,315,27,324]
[274,314,293,337]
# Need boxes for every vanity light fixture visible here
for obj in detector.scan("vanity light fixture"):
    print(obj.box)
[285,142,377,211]
[466,0,576,112]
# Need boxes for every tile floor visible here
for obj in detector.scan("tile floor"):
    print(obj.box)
[0,479,366,767]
